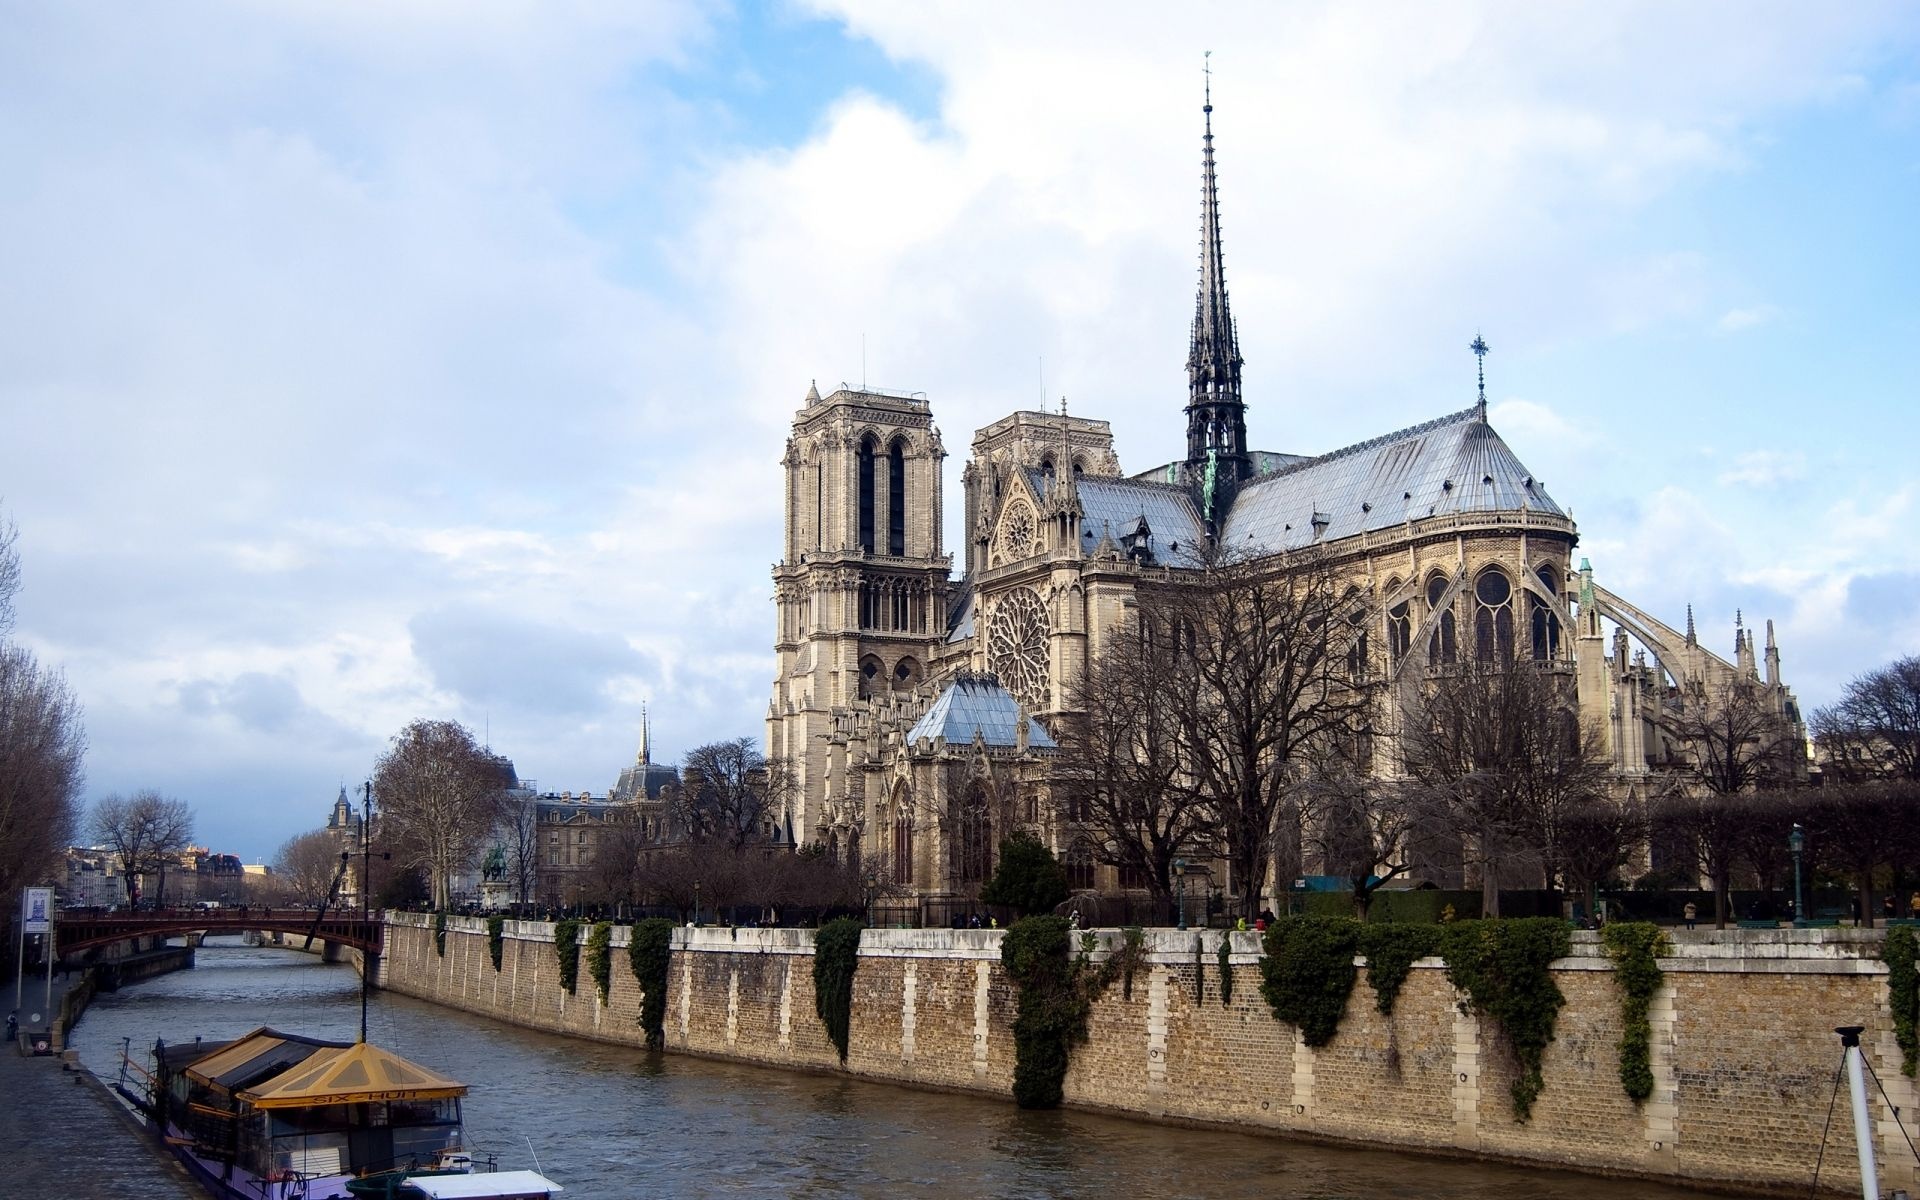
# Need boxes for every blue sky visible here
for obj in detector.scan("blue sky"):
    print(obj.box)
[2,2,1916,862]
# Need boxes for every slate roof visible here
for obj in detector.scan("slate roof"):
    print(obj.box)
[907,675,1057,749]
[1075,477,1208,561]
[1219,407,1565,554]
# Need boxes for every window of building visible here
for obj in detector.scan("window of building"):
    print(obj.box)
[1531,565,1562,660]
[857,435,877,552]
[891,801,913,887]
[887,438,907,556]
[1064,842,1095,892]
[954,786,992,884]
[1426,574,1456,665]
[1474,569,1514,661]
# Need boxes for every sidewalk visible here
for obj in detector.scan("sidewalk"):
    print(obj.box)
[0,1043,199,1198]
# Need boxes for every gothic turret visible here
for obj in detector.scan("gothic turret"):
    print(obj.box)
[1185,68,1249,485]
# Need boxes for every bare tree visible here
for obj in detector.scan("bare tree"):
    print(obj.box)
[1152,550,1369,919]
[91,789,194,906]
[1804,781,1920,927]
[1298,748,1439,917]
[675,738,795,849]
[372,719,510,909]
[0,508,19,638]
[273,828,345,907]
[1054,631,1217,910]
[494,788,541,907]
[1813,655,1920,783]
[1400,653,1609,916]
[578,808,650,909]
[0,643,85,903]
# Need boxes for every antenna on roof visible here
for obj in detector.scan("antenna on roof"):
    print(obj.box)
[1470,332,1490,419]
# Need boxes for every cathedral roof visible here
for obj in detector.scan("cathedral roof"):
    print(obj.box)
[907,674,1057,750]
[1219,407,1566,553]
[1073,476,1207,559]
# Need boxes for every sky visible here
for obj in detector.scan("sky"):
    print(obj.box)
[3,2,1917,863]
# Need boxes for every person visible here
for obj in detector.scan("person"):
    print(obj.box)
[5,1012,16,1044]
[1069,909,1082,930]
[1258,908,1277,927]
[1682,901,1697,930]
[1910,892,1920,920]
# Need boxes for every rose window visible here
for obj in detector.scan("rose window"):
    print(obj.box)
[987,586,1051,711]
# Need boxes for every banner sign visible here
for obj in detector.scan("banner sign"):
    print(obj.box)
[22,887,52,934]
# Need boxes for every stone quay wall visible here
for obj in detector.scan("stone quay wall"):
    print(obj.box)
[375,915,1914,1197]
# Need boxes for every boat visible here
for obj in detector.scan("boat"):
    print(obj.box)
[117,1026,562,1200]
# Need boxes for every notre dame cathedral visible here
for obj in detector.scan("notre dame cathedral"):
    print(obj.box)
[766,94,1804,907]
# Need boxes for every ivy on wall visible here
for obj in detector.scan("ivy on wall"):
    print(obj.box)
[813,917,864,1063]
[1439,917,1572,1121]
[553,917,582,995]
[1258,916,1360,1047]
[432,909,447,958]
[1358,924,1442,1017]
[486,915,505,972]
[585,921,614,1004]
[1601,921,1669,1103]
[1217,933,1234,1007]
[1004,915,1113,1109]
[1885,925,1917,1077]
[628,917,676,1048]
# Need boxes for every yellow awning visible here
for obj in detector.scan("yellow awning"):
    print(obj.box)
[184,1029,287,1093]
[237,1041,468,1109]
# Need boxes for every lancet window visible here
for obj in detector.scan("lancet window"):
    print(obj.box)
[857,436,877,552]
[1473,569,1515,662]
[887,438,907,556]
[1531,565,1562,661]
[1426,574,1457,666]
[954,784,993,884]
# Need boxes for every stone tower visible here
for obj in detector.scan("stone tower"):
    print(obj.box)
[769,383,951,842]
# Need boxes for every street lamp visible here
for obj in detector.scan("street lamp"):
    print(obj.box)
[1789,823,1806,927]
[1173,858,1188,931]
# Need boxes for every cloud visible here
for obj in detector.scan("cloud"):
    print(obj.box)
[408,606,654,717]
[1717,450,1807,487]
[1716,304,1781,333]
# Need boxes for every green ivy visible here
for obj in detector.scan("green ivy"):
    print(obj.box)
[627,917,676,1048]
[1358,924,1442,1017]
[432,909,447,957]
[585,921,614,1003]
[1885,925,1917,1077]
[1003,915,1095,1109]
[1216,932,1234,1007]
[1192,935,1205,1004]
[1259,916,1360,1047]
[1115,927,1146,1001]
[1439,917,1572,1121]
[553,917,582,995]
[486,914,504,972]
[1602,921,1669,1103]
[813,917,864,1063]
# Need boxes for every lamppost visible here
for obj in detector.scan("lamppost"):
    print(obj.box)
[693,880,702,928]
[1789,823,1806,927]
[360,780,376,1044]
[1173,858,1188,931]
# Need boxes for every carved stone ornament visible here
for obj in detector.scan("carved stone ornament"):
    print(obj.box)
[986,586,1050,711]
[995,500,1037,565]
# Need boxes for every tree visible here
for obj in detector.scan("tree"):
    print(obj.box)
[0,508,19,638]
[91,790,194,906]
[1400,652,1609,916]
[675,738,795,849]
[1297,750,1437,917]
[1813,655,1920,783]
[493,788,541,907]
[0,643,85,904]
[372,719,510,909]
[980,831,1071,916]
[273,828,346,908]
[1054,628,1217,911]
[1152,550,1369,919]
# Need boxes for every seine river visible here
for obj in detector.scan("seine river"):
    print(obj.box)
[69,940,1760,1200]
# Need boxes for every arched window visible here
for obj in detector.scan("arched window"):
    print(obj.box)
[891,790,913,886]
[1426,574,1456,666]
[857,436,877,552]
[1387,579,1412,664]
[858,654,882,699]
[1474,569,1514,662]
[1343,590,1369,678]
[1531,566,1562,661]
[893,656,921,690]
[955,784,993,884]
[1039,455,1055,494]
[1064,841,1095,892]
[887,438,907,556]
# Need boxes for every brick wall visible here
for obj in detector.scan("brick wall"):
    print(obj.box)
[376,917,1914,1196]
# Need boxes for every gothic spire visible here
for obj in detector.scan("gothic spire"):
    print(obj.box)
[1186,53,1248,480]
[1470,333,1490,419]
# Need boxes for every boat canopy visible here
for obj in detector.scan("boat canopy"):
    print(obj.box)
[237,1040,468,1109]
[182,1027,348,1096]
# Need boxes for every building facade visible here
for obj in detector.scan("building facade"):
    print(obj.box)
[769,97,1804,909]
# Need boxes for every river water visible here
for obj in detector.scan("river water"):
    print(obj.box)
[68,939,1760,1200]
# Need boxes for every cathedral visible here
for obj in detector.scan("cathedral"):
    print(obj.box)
[766,93,1804,907]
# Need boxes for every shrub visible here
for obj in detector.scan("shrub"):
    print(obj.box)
[1439,917,1572,1121]
[1003,915,1092,1109]
[553,917,582,995]
[628,917,676,1048]
[1358,923,1442,1017]
[1217,931,1235,1007]
[980,831,1070,916]
[585,921,614,1003]
[813,917,864,1063]
[1602,921,1669,1103]
[1259,916,1361,1047]
[432,909,447,957]
[486,914,504,971]
[1886,925,1917,1077]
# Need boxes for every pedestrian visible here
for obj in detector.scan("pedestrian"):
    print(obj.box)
[1069,909,1082,930]
[1910,892,1920,921]
[1682,901,1697,930]
[5,1012,16,1044]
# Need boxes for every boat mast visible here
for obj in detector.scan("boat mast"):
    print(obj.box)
[361,780,373,1045]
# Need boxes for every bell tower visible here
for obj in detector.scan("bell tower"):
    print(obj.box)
[769,382,950,843]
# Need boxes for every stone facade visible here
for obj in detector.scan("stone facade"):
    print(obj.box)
[379,914,1912,1197]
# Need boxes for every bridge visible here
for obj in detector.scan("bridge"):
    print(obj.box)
[55,907,384,958]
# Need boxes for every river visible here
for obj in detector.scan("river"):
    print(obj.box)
[68,939,1761,1199]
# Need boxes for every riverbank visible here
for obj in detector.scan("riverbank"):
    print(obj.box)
[0,1039,200,1197]
[376,914,1914,1199]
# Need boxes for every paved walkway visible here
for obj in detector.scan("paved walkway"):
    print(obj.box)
[0,1042,199,1198]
